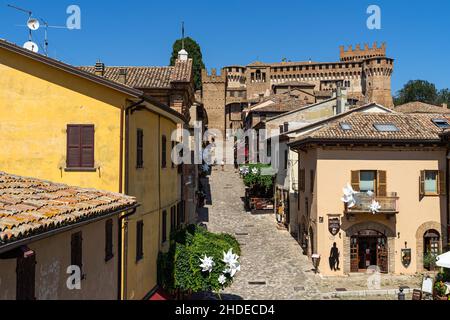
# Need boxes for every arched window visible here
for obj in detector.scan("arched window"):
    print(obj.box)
[423,229,440,270]
[255,69,261,81]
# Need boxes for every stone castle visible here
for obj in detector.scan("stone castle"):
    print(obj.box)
[202,42,394,133]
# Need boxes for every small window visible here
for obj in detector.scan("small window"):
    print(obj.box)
[105,219,114,262]
[136,221,144,262]
[373,123,399,132]
[340,123,352,131]
[360,170,376,193]
[137,129,144,168]
[432,119,450,129]
[424,170,438,194]
[171,141,176,168]
[161,135,167,168]
[162,210,167,243]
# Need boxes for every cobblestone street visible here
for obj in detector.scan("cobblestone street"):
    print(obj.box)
[199,165,423,300]
[201,165,321,300]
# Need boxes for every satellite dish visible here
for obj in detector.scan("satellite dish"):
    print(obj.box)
[27,18,40,31]
[23,41,39,53]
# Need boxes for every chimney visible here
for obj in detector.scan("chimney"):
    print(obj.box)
[178,49,188,61]
[118,68,127,84]
[95,60,105,77]
[336,87,348,114]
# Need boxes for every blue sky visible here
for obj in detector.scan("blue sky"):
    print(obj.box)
[0,0,449,93]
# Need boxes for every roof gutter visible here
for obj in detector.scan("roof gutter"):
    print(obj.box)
[0,204,139,256]
[289,137,444,148]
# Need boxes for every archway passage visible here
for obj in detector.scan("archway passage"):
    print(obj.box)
[350,230,388,273]
[344,221,395,274]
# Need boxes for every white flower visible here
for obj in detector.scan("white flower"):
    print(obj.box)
[251,167,259,175]
[369,200,381,214]
[341,183,357,207]
[239,166,249,175]
[224,263,241,277]
[222,249,239,266]
[199,255,215,273]
[218,274,227,285]
[366,190,374,197]
[202,164,210,172]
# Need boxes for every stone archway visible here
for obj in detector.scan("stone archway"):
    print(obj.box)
[415,221,447,272]
[343,221,396,274]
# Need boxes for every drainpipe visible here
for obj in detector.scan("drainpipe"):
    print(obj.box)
[118,207,137,300]
[118,99,144,300]
[447,147,450,250]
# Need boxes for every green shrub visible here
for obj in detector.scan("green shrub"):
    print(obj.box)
[240,164,274,193]
[158,225,241,295]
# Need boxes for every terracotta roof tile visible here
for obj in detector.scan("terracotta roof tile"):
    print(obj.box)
[79,59,192,89]
[394,101,450,114]
[294,113,449,143]
[0,172,137,246]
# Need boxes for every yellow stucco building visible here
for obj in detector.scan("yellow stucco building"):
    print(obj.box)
[0,40,184,299]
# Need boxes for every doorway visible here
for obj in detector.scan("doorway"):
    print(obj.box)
[350,230,388,273]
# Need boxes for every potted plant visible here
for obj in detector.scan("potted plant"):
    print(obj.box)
[424,252,437,271]
[434,281,448,300]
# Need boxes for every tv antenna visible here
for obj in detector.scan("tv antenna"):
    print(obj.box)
[7,4,39,53]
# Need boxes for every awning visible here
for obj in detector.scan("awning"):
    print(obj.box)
[436,251,450,269]
[148,288,172,300]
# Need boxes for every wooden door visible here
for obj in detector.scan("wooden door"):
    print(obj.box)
[377,240,388,273]
[350,237,359,272]
[16,250,36,300]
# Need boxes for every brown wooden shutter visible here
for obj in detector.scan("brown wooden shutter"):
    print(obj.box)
[438,170,446,195]
[80,125,94,168]
[170,206,176,233]
[137,129,144,168]
[71,232,83,274]
[105,219,113,262]
[161,136,167,168]
[136,221,144,261]
[377,170,387,196]
[162,211,167,242]
[16,249,36,300]
[351,171,360,192]
[67,125,81,168]
[419,170,425,196]
[300,169,305,191]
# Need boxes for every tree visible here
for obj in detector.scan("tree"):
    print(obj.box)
[394,80,438,106]
[437,88,450,106]
[170,37,205,91]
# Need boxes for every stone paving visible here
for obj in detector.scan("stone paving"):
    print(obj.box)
[199,165,422,300]
[201,165,321,300]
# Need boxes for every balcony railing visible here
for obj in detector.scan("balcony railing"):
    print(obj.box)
[345,192,399,215]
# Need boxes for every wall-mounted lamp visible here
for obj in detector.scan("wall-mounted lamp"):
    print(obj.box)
[398,232,401,239]
[404,241,408,249]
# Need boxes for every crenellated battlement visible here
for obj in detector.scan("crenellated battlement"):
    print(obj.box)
[202,68,227,84]
[340,42,386,62]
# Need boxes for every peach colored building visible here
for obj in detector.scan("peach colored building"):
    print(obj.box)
[289,112,449,275]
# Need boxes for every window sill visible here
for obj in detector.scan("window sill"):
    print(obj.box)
[105,254,114,263]
[64,167,97,172]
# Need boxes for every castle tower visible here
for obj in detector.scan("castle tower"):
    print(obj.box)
[362,57,394,107]
[201,68,227,134]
